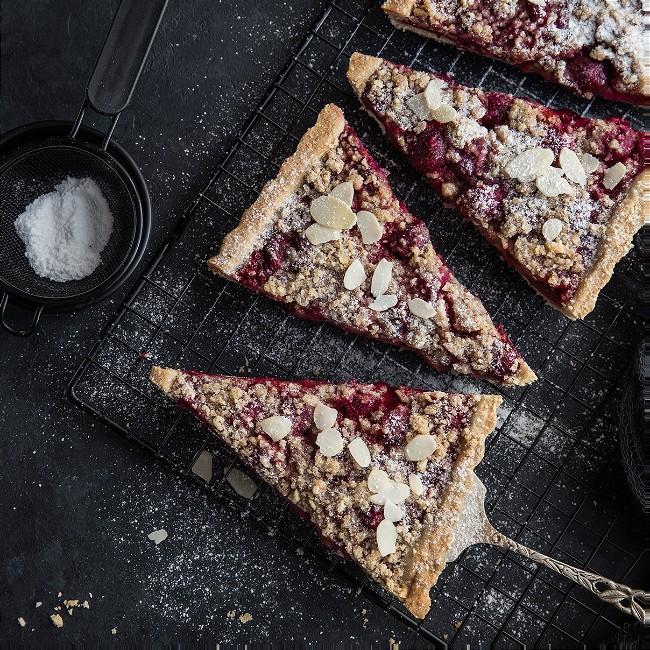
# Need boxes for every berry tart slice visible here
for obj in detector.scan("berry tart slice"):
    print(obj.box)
[348,54,646,319]
[208,104,535,385]
[382,0,647,105]
[150,366,502,618]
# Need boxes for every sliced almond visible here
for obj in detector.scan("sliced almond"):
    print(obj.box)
[603,162,627,190]
[536,168,573,197]
[506,147,554,182]
[369,294,397,312]
[371,259,393,297]
[305,223,340,245]
[357,211,383,244]
[377,519,397,556]
[259,415,291,442]
[313,401,338,430]
[406,92,430,121]
[329,181,354,207]
[559,148,586,185]
[424,78,445,111]
[348,437,371,467]
[404,434,438,461]
[370,480,410,505]
[226,468,257,498]
[147,529,168,545]
[581,152,600,175]
[408,298,436,319]
[310,195,357,230]
[408,473,425,496]
[368,468,390,493]
[343,259,366,290]
[429,103,457,123]
[191,450,213,482]
[541,218,563,242]
[384,500,406,522]
[316,428,344,457]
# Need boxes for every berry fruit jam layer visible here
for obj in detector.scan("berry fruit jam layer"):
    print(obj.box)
[150,366,502,618]
[209,105,535,385]
[348,54,645,320]
[382,0,647,106]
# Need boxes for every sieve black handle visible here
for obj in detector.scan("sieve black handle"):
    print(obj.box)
[0,294,43,337]
[86,0,169,116]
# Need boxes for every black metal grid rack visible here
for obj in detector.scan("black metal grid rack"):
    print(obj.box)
[68,1,645,646]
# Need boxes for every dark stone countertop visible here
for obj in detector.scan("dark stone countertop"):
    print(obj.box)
[0,0,427,644]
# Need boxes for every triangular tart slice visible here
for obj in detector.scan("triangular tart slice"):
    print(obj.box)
[150,366,502,618]
[382,0,646,105]
[348,54,645,320]
[208,104,534,385]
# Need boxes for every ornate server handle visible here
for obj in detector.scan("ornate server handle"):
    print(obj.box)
[486,527,649,624]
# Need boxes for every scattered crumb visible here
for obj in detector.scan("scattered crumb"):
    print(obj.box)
[57,592,62,597]
[53,606,61,611]
[295,548,304,556]
[442,633,448,640]
[35,602,42,608]
[67,609,74,616]
[18,617,26,627]
[64,599,79,607]
[82,601,90,609]
[239,612,253,624]
[226,610,236,619]
[454,620,462,629]
[389,638,399,650]
[50,614,64,628]
[111,627,117,635]
[147,529,168,545]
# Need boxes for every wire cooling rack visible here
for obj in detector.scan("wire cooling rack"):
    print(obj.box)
[69,0,646,645]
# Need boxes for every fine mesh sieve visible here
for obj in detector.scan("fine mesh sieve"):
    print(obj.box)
[0,0,168,335]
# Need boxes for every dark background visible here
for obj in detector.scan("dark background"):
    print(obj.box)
[2,0,426,644]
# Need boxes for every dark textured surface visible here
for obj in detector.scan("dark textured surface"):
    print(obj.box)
[1,1,422,644]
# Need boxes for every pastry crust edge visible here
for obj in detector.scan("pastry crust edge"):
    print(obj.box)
[402,393,502,618]
[150,366,179,394]
[563,171,646,319]
[208,103,346,278]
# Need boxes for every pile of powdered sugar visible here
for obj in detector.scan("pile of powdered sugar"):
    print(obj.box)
[14,176,114,282]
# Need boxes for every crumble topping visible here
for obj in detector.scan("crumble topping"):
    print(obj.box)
[158,371,498,601]
[388,0,643,98]
[355,59,642,309]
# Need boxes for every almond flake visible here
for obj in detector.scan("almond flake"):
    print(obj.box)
[603,162,627,189]
[429,103,457,123]
[424,78,445,111]
[343,259,366,290]
[376,519,397,556]
[371,259,393,297]
[259,415,291,441]
[559,148,586,185]
[506,147,554,182]
[536,168,573,197]
[542,218,563,242]
[310,195,356,230]
[191,450,213,482]
[51,614,64,628]
[147,529,168,545]
[329,181,354,207]
[305,223,340,245]
[313,402,338,430]
[406,92,430,121]
[581,153,600,175]
[18,617,26,627]
[408,298,436,319]
[316,428,344,457]
[409,474,425,496]
[369,294,397,312]
[384,500,405,522]
[404,434,438,461]
[348,437,371,467]
[357,211,383,244]
[226,468,257,498]
[367,468,390,493]
[370,480,410,505]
